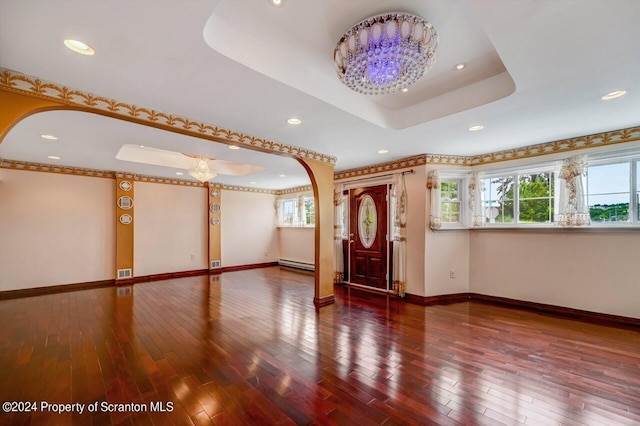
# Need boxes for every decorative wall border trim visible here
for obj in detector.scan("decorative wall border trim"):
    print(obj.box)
[1,158,116,179]
[116,172,206,187]
[276,185,313,195]
[469,126,640,165]
[3,69,640,183]
[218,184,277,195]
[335,154,428,180]
[335,126,640,179]
[0,68,336,165]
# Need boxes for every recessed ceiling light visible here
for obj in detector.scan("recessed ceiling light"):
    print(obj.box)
[401,88,408,93]
[269,0,285,7]
[601,90,627,100]
[278,174,286,178]
[228,145,240,150]
[47,156,60,160]
[40,134,58,140]
[378,149,389,154]
[454,63,465,70]
[287,118,301,125]
[469,125,484,132]
[63,39,95,56]
[176,172,184,176]
[139,145,145,148]
[250,181,257,185]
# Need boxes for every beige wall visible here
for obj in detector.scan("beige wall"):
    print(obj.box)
[403,167,427,296]
[278,227,314,265]
[0,169,115,290]
[469,230,640,318]
[134,182,207,276]
[423,166,471,296]
[221,190,278,267]
[425,229,470,296]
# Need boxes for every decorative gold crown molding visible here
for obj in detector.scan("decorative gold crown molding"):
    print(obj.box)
[276,185,313,195]
[1,159,116,179]
[1,159,210,187]
[218,184,277,195]
[335,154,428,180]
[469,126,640,165]
[0,68,336,166]
[116,172,207,187]
[335,126,640,179]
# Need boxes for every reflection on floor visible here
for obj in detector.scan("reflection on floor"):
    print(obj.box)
[1,267,639,425]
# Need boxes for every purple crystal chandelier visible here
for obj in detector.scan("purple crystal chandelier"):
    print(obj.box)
[334,13,438,95]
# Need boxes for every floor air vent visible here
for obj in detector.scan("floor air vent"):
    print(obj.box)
[117,268,132,279]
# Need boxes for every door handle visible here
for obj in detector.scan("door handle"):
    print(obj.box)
[349,240,354,244]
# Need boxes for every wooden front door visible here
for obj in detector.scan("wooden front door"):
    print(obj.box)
[349,185,388,290]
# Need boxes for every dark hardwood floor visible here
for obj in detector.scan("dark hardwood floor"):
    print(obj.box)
[0,267,639,425]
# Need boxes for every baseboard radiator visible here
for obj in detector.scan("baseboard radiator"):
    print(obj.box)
[278,259,315,272]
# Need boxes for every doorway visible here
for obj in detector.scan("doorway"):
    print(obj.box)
[348,184,390,290]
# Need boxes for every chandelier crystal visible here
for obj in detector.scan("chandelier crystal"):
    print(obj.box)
[188,158,217,182]
[334,12,438,95]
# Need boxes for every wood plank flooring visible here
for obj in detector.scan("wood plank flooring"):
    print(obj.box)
[0,267,639,425]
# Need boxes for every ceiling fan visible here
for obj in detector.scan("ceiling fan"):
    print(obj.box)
[115,144,264,182]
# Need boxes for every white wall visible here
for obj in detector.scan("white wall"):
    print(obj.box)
[134,182,207,276]
[0,169,115,290]
[278,227,314,265]
[469,230,640,318]
[221,190,278,267]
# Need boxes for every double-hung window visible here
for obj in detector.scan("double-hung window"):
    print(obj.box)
[587,159,639,224]
[277,194,315,227]
[481,170,555,225]
[441,180,462,224]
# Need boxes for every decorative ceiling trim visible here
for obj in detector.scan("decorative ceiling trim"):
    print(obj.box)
[336,126,640,178]
[1,158,116,179]
[217,184,277,195]
[335,154,428,180]
[116,172,206,187]
[0,68,336,165]
[468,126,640,165]
[276,185,313,195]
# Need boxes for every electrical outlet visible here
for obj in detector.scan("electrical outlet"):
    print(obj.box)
[449,270,455,279]
[190,254,195,260]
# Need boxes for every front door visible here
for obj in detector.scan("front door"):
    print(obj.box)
[349,185,388,290]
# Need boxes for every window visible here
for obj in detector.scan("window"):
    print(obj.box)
[587,162,630,223]
[277,194,315,227]
[518,172,554,223]
[281,199,297,226]
[482,171,554,225]
[637,161,640,221]
[302,196,315,226]
[441,180,461,223]
[482,175,515,223]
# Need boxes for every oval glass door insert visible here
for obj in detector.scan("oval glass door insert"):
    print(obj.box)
[358,194,377,248]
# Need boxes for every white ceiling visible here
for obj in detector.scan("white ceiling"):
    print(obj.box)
[1,0,639,189]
